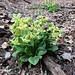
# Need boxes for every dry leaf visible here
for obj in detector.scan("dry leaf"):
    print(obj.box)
[67,46,72,51]
[68,39,73,44]
[61,52,73,61]
[1,42,9,49]
[0,26,4,28]
[20,70,25,75]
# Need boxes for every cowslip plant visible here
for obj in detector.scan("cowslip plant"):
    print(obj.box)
[44,2,59,12]
[10,13,62,66]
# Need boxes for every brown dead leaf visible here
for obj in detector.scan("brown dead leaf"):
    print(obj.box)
[19,70,25,75]
[1,42,9,49]
[0,26,4,28]
[67,46,72,51]
[61,52,74,61]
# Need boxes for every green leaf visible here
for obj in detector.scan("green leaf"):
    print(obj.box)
[12,51,21,57]
[38,42,46,48]
[28,63,31,68]
[13,45,24,52]
[20,55,28,62]
[38,50,47,55]
[14,28,21,36]
[47,45,58,51]
[44,2,59,12]
[38,55,42,59]
[37,42,47,55]
[25,47,33,56]
[37,47,47,55]
[28,56,40,65]
[17,59,22,67]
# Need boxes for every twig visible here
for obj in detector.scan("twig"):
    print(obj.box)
[61,6,75,9]
[43,55,66,75]
[40,62,44,75]
[23,0,31,4]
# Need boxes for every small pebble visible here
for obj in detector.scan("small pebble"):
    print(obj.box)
[5,52,11,59]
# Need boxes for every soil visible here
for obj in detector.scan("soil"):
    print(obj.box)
[0,0,75,75]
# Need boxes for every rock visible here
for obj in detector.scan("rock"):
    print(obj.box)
[5,52,11,59]
[7,12,13,19]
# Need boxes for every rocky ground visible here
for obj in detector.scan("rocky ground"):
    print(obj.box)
[0,0,75,75]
